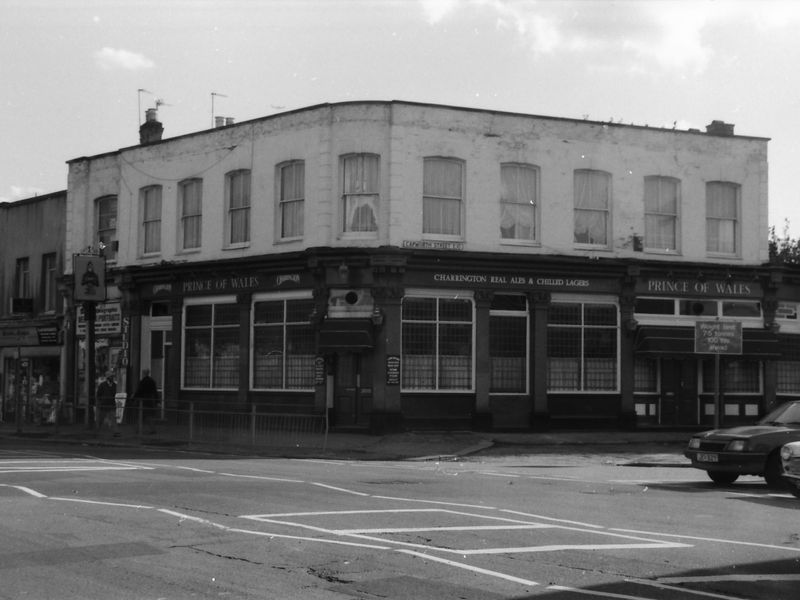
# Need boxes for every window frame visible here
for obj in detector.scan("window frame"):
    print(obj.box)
[489,294,529,394]
[95,195,118,261]
[179,178,203,251]
[573,169,611,248]
[250,291,316,391]
[500,162,539,243]
[41,253,58,312]
[15,257,30,298]
[401,289,475,392]
[225,169,251,247]
[341,153,379,236]
[422,157,465,239]
[181,296,240,391]
[643,175,680,253]
[706,181,740,256]
[277,160,304,241]
[546,295,620,393]
[140,185,162,256]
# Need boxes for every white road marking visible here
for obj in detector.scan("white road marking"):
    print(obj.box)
[310,482,370,496]
[546,584,673,600]
[0,458,151,474]
[397,548,540,587]
[612,527,800,553]
[51,497,153,509]
[629,578,760,599]
[0,484,47,498]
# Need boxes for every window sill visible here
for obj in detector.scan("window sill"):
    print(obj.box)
[177,248,202,255]
[223,243,250,251]
[706,252,741,260]
[499,239,540,247]
[644,248,681,256]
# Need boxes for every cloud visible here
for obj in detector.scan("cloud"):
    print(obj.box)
[418,0,460,24]
[432,0,800,75]
[95,47,155,71]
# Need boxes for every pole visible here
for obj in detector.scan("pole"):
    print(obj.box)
[714,353,721,429]
[15,347,21,433]
[84,301,97,429]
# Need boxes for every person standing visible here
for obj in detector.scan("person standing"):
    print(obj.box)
[132,369,159,433]
[96,371,118,436]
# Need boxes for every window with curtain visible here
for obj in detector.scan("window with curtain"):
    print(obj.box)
[342,154,379,233]
[183,301,239,389]
[96,195,117,260]
[500,163,537,241]
[180,179,203,250]
[226,170,251,245]
[547,301,618,391]
[644,176,679,251]
[401,294,473,391]
[489,294,528,393]
[574,170,610,246]
[42,253,57,312]
[706,181,739,254]
[279,161,304,239]
[423,158,463,236]
[252,296,315,390]
[140,185,162,254]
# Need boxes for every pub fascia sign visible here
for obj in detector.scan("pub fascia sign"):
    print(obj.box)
[641,278,758,298]
[427,272,593,290]
[180,273,304,295]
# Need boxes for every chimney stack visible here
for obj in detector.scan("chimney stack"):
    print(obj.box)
[139,108,164,144]
[705,120,734,137]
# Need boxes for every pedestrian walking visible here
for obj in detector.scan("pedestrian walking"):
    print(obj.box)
[96,371,119,436]
[132,369,159,434]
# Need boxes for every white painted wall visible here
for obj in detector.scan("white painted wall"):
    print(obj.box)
[65,101,769,271]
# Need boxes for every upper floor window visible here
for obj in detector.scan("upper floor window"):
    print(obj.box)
[96,195,117,260]
[225,169,251,246]
[342,154,378,233]
[644,176,679,252]
[15,257,30,298]
[500,163,538,241]
[179,179,203,250]
[706,181,740,254]
[278,161,304,239]
[140,185,162,255]
[42,253,58,312]
[574,169,610,246]
[423,157,463,237]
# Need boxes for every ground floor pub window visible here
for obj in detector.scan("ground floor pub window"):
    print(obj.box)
[251,294,315,390]
[547,299,619,392]
[183,298,239,389]
[401,292,474,391]
[702,358,761,394]
[489,294,528,393]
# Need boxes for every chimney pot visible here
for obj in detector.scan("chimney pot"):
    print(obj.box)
[706,120,734,136]
[215,116,225,127]
[225,117,235,126]
[139,109,163,144]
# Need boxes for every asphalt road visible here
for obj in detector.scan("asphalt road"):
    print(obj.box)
[1,440,798,599]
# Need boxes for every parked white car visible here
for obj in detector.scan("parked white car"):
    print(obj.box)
[780,441,800,498]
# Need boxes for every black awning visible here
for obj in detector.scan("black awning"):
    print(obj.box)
[318,318,374,351]
[634,325,780,358]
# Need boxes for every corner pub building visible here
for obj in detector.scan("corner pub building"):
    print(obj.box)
[62,100,800,433]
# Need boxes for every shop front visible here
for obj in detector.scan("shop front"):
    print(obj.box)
[0,321,62,425]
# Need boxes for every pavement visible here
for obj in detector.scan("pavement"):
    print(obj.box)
[0,419,693,467]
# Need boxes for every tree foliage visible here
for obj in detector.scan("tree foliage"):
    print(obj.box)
[769,220,800,266]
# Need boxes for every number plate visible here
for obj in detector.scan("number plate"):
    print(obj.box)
[697,452,719,463]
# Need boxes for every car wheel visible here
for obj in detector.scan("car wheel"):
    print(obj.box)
[764,452,785,488]
[707,471,739,485]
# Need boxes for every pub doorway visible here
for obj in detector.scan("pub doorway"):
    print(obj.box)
[333,351,373,428]
[660,358,698,426]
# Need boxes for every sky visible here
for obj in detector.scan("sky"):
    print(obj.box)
[3,0,800,237]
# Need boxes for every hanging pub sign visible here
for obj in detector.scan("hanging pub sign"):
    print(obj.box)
[73,254,107,302]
